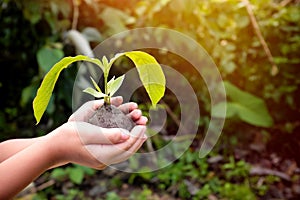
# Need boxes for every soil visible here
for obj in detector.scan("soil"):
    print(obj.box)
[88,104,135,131]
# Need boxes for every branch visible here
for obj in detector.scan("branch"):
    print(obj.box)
[243,0,279,76]
[71,0,79,30]
[250,166,291,181]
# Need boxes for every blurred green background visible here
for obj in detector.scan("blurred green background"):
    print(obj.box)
[0,0,299,199]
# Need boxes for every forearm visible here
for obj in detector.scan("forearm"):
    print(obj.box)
[0,136,58,200]
[0,123,84,199]
[0,137,42,162]
[0,117,143,199]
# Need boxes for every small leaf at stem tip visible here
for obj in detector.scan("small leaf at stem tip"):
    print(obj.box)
[102,56,109,74]
[102,56,109,66]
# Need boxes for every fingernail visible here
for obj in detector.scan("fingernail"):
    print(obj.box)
[116,96,123,101]
[142,133,148,140]
[131,110,140,119]
[135,109,142,116]
[133,126,146,137]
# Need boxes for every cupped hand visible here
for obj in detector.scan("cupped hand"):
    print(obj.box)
[49,96,148,169]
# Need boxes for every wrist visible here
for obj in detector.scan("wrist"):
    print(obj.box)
[44,125,72,168]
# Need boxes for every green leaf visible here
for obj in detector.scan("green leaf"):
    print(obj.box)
[105,51,165,106]
[33,55,103,124]
[68,167,84,185]
[102,56,110,76]
[90,76,102,93]
[107,75,125,96]
[50,168,67,180]
[36,46,64,74]
[21,84,38,107]
[83,87,106,98]
[212,81,273,127]
[107,76,115,86]
[124,51,166,106]
[76,164,96,176]
[33,51,165,123]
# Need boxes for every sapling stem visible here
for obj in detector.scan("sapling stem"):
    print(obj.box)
[104,75,111,105]
[104,96,111,105]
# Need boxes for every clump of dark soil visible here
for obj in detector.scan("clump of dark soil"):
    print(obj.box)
[88,104,135,131]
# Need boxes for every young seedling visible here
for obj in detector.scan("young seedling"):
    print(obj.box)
[33,51,166,130]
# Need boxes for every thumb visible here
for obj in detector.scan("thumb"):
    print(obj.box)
[75,122,130,144]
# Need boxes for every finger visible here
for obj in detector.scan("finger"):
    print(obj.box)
[126,132,147,153]
[91,100,105,110]
[134,116,148,125]
[89,96,123,110]
[110,125,145,153]
[118,102,138,114]
[74,122,130,144]
[69,97,123,122]
[110,96,123,107]
[111,140,145,164]
[83,99,105,111]
[111,130,147,164]
[101,128,130,144]
[68,100,104,121]
[86,126,147,166]
[128,110,148,125]
[127,109,142,121]
[121,125,146,150]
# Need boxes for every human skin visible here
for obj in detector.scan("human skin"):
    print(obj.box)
[0,96,148,199]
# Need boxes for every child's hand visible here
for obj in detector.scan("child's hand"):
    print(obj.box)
[47,96,148,169]
[0,97,148,200]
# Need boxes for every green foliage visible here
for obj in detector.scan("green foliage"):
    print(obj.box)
[128,149,257,199]
[53,189,85,200]
[83,51,166,106]
[123,51,166,106]
[36,46,64,75]
[0,0,73,140]
[17,0,71,33]
[2,0,298,136]
[250,175,280,196]
[50,164,95,185]
[33,55,101,124]
[106,191,121,200]
[129,185,153,200]
[213,81,274,127]
[130,0,299,122]
[33,51,165,124]
[221,156,251,180]
[32,149,276,199]
[1,0,300,199]
[219,182,256,200]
